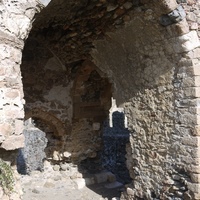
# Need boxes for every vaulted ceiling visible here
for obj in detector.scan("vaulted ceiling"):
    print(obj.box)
[28,0,142,65]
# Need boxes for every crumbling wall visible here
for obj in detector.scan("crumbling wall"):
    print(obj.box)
[1,0,200,199]
[92,0,200,199]
[21,38,73,124]
[21,39,111,165]
[0,1,46,199]
[0,0,42,150]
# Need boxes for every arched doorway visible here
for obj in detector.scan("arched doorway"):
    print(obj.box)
[1,0,200,199]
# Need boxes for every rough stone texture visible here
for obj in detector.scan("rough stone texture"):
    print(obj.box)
[92,1,200,199]
[102,111,131,184]
[29,0,141,65]
[20,39,111,164]
[0,0,45,148]
[17,120,47,174]
[0,1,45,199]
[1,0,200,199]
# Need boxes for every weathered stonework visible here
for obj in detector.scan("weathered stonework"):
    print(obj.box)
[20,39,111,165]
[1,0,200,199]
[92,0,200,199]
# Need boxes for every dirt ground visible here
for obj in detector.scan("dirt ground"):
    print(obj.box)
[20,171,123,200]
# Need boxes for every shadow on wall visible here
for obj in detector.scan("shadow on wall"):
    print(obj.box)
[102,111,131,184]
[17,149,27,175]
[17,117,65,175]
[17,118,48,174]
[78,111,132,200]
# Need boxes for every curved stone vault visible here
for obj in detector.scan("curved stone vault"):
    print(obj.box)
[1,0,200,199]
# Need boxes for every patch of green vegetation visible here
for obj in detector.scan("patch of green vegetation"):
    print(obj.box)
[0,159,14,194]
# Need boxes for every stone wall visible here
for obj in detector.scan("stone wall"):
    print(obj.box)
[1,0,200,199]
[0,0,40,151]
[20,38,111,165]
[0,1,45,199]
[92,0,200,199]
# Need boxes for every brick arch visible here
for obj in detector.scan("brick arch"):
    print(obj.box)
[25,108,66,138]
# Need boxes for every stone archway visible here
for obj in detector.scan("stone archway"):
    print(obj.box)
[1,0,200,199]
[25,108,66,138]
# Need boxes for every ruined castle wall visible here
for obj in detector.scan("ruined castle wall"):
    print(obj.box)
[21,39,73,128]
[21,39,111,165]
[0,1,45,199]
[0,0,42,151]
[1,0,200,199]
[92,1,200,199]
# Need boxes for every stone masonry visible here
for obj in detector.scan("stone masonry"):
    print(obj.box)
[1,0,200,200]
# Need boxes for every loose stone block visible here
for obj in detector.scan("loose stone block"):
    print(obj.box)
[43,181,55,188]
[159,0,178,13]
[107,172,116,183]
[53,165,60,171]
[63,151,71,158]
[173,18,190,36]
